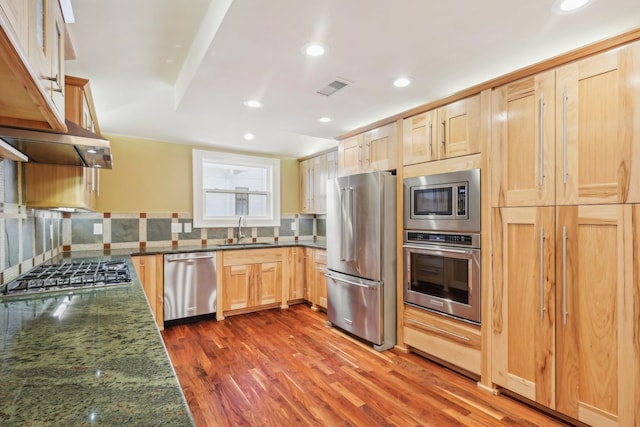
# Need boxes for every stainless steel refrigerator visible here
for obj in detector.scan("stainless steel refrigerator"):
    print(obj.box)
[326,171,396,351]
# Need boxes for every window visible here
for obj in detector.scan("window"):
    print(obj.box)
[193,150,280,228]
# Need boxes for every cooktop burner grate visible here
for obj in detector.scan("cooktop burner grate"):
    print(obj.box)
[3,260,132,296]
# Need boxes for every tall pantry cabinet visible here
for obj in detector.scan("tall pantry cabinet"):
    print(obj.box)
[491,40,640,427]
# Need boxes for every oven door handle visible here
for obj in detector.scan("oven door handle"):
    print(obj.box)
[402,244,478,255]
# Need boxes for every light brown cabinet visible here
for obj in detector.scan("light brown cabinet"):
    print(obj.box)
[0,0,67,131]
[301,247,327,310]
[492,204,639,426]
[221,248,284,315]
[313,249,327,310]
[132,255,164,329]
[299,150,337,214]
[338,122,397,176]
[492,42,640,207]
[403,304,481,376]
[286,246,304,302]
[24,76,101,211]
[403,94,481,166]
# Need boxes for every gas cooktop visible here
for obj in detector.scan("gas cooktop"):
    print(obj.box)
[2,260,132,296]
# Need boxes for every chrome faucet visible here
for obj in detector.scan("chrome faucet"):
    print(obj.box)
[237,216,247,242]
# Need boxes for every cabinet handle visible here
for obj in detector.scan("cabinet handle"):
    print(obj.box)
[365,141,370,163]
[539,226,545,320]
[441,120,446,152]
[96,168,100,197]
[358,144,362,165]
[539,93,544,187]
[407,318,471,342]
[44,74,63,92]
[562,226,568,325]
[562,87,568,184]
[428,121,433,155]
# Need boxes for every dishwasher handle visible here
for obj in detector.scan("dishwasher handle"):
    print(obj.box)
[166,253,217,262]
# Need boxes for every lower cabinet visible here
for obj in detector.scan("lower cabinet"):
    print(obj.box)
[221,248,284,315]
[403,304,481,376]
[492,205,639,426]
[131,255,164,329]
[286,247,305,302]
[302,247,327,310]
[313,249,327,310]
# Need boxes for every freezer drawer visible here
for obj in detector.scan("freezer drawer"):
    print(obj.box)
[164,252,217,322]
[326,271,383,345]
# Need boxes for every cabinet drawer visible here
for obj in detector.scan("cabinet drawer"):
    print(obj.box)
[403,304,481,375]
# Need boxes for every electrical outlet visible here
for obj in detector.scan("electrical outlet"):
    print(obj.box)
[290,222,296,231]
[184,223,192,233]
[93,223,103,235]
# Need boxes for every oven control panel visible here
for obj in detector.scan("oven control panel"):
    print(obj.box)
[404,231,480,248]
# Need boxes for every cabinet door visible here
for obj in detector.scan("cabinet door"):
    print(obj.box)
[303,248,314,302]
[403,111,437,166]
[338,134,363,176]
[287,247,304,301]
[326,150,338,180]
[492,71,555,207]
[254,261,282,306]
[492,207,555,407]
[314,249,327,309]
[438,94,481,159]
[555,204,635,426]
[222,264,250,311]
[313,154,328,214]
[28,0,65,117]
[0,0,28,51]
[555,42,640,205]
[314,262,327,309]
[364,122,397,171]
[299,159,313,213]
[132,255,164,329]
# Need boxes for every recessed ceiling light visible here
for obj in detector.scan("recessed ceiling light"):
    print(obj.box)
[318,117,332,123]
[305,43,326,57]
[393,77,412,88]
[244,100,262,108]
[552,0,593,14]
[243,133,255,140]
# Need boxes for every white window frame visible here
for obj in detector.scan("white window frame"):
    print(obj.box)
[192,149,280,228]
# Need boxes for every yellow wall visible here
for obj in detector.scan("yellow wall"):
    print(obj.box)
[96,135,300,214]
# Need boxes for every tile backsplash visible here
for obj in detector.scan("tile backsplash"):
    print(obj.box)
[63,212,324,252]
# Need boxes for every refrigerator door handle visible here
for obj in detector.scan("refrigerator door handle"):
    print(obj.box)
[325,273,379,289]
[340,187,355,262]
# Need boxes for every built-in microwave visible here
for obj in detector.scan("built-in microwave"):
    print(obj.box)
[403,169,480,233]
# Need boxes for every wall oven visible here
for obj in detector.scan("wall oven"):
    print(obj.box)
[404,168,480,232]
[403,231,481,324]
[403,168,481,324]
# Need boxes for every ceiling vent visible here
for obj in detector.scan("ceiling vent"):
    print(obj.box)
[317,78,352,96]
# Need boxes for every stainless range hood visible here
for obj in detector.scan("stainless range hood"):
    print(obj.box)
[0,120,113,169]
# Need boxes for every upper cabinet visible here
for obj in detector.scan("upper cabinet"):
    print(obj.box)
[299,149,337,214]
[403,94,482,166]
[0,0,67,131]
[338,121,397,176]
[492,41,640,207]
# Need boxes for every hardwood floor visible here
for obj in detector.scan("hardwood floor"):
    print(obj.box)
[162,304,571,427]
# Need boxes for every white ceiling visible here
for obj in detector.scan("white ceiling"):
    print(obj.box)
[64,0,640,159]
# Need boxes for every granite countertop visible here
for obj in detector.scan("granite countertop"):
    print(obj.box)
[0,258,194,426]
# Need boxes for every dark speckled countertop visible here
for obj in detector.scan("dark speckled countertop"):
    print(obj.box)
[0,258,194,426]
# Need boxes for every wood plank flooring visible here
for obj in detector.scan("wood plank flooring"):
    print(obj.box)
[162,304,571,427]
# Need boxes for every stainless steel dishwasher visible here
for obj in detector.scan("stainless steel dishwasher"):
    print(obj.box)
[163,251,217,322]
